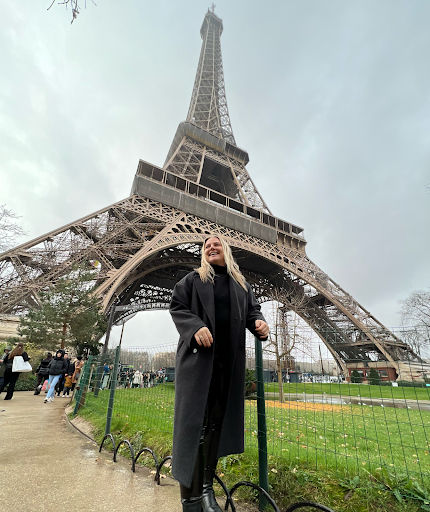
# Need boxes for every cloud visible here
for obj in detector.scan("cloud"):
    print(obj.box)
[1,0,429,348]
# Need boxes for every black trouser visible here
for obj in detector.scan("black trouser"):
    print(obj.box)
[56,376,65,395]
[0,370,20,400]
[36,373,48,388]
[180,357,230,500]
[63,386,72,396]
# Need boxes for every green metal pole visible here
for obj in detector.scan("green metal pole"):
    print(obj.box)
[255,336,269,510]
[105,344,121,435]
[93,362,104,397]
[73,356,93,416]
[95,305,116,397]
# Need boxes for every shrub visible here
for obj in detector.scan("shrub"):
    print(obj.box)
[396,380,428,388]
[368,368,381,386]
[351,369,362,384]
[245,368,256,396]
[15,374,37,391]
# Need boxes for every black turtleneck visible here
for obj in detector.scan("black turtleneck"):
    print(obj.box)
[211,264,230,358]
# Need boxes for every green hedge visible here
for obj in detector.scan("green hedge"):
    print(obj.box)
[396,380,430,388]
[14,374,37,391]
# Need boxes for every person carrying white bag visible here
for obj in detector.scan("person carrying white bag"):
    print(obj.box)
[0,342,31,400]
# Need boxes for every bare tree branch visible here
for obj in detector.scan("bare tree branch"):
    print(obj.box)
[47,0,96,23]
[400,289,430,329]
[399,289,430,355]
[0,204,27,253]
[263,288,314,402]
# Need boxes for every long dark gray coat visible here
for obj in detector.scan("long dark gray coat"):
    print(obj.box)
[169,270,266,488]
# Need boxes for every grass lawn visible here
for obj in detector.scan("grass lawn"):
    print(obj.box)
[75,384,430,511]
[264,382,430,401]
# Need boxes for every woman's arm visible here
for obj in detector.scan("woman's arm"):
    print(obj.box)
[169,275,207,347]
[22,352,30,362]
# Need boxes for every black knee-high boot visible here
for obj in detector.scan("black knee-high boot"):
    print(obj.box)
[181,497,203,512]
[202,424,223,512]
[180,429,205,511]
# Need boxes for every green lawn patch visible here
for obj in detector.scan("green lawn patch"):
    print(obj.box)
[74,384,430,511]
[264,382,430,401]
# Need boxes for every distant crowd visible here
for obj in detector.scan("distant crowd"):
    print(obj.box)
[0,342,169,401]
[34,349,85,402]
[102,364,166,389]
[0,343,85,402]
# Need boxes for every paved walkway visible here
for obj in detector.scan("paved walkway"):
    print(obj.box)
[0,391,182,512]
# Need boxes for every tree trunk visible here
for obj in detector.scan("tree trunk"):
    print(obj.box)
[277,356,284,403]
[61,321,67,349]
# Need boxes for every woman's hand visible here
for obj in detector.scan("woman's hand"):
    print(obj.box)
[255,320,269,338]
[194,327,213,347]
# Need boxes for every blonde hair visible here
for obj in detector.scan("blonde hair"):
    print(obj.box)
[197,235,247,291]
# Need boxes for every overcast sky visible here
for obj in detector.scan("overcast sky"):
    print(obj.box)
[1,0,429,348]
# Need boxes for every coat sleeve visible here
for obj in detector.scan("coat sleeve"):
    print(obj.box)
[169,274,207,347]
[245,283,268,341]
[22,352,30,362]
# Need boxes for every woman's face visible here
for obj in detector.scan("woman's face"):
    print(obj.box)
[204,237,225,266]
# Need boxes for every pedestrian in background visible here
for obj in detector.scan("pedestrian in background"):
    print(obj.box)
[0,342,31,400]
[62,374,73,397]
[72,355,84,391]
[56,352,70,397]
[44,349,68,403]
[132,370,142,388]
[0,346,11,389]
[34,352,52,395]
[68,358,76,386]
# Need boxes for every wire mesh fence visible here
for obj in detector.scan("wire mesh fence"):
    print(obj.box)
[72,327,430,489]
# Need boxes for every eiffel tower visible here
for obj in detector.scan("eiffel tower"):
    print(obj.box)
[0,9,424,380]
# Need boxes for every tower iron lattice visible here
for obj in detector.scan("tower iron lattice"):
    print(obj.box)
[0,10,422,378]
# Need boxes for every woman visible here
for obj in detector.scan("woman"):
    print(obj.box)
[44,349,68,403]
[132,370,142,388]
[34,352,52,395]
[169,235,269,512]
[0,342,31,400]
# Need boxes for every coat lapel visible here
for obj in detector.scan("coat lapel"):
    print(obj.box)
[194,274,215,332]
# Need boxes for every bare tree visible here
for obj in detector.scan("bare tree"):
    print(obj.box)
[399,289,430,356]
[153,351,176,370]
[0,204,27,253]
[47,0,97,24]
[400,289,430,329]
[263,289,313,402]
